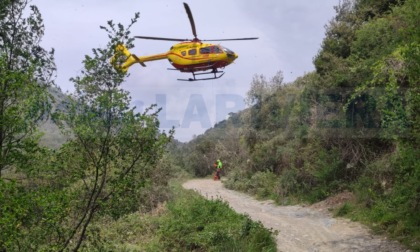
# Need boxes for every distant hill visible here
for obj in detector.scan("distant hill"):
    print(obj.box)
[38,86,70,149]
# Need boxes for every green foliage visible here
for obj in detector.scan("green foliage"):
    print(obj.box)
[354,0,404,20]
[0,1,60,250]
[304,148,345,202]
[0,180,30,249]
[336,202,353,217]
[383,145,420,245]
[225,169,301,205]
[352,18,397,60]
[84,212,162,251]
[177,119,249,178]
[182,136,217,177]
[276,168,300,198]
[51,14,174,251]
[250,137,284,174]
[0,169,71,251]
[343,144,420,248]
[81,184,276,251]
[156,188,276,252]
[1,4,175,251]
[244,171,278,200]
[314,0,357,82]
[0,0,55,176]
[245,72,285,131]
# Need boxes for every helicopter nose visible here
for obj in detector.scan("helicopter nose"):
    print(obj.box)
[227,52,238,61]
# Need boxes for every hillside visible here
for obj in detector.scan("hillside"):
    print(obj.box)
[172,0,420,249]
[38,86,70,148]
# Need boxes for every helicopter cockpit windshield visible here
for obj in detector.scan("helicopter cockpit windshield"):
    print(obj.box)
[221,46,234,55]
[221,46,236,59]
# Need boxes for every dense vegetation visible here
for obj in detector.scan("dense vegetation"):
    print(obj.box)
[176,0,419,250]
[60,184,276,251]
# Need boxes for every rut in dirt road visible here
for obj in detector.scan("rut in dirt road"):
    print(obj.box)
[182,179,409,252]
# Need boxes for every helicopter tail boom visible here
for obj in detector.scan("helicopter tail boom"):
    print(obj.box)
[112,44,169,72]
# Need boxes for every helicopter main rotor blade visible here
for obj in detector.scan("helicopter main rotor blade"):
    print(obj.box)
[201,37,259,41]
[135,36,188,42]
[183,2,198,40]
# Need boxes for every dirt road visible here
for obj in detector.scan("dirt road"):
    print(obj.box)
[183,179,408,252]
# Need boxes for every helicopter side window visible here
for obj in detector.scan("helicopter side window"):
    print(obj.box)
[213,46,222,53]
[199,47,211,54]
[181,51,186,56]
[188,49,197,55]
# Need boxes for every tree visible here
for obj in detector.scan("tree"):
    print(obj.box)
[56,14,174,251]
[0,1,57,250]
[245,71,284,131]
[0,0,55,177]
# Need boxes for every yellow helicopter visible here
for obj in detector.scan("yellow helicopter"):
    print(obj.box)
[113,3,258,81]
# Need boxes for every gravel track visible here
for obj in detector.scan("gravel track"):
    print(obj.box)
[183,179,408,252]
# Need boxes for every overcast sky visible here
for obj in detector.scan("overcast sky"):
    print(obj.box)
[32,0,338,142]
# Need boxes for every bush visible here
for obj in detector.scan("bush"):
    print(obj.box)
[276,168,301,204]
[224,168,250,192]
[349,144,420,250]
[156,187,277,251]
[84,183,277,251]
[247,171,278,200]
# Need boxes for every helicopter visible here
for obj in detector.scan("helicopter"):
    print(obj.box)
[113,2,258,81]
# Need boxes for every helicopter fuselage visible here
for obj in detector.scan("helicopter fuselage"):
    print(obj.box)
[166,42,238,72]
[119,41,238,73]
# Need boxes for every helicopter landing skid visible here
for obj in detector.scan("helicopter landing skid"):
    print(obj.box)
[176,70,225,82]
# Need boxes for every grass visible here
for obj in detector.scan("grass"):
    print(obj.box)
[340,201,420,251]
[90,182,277,251]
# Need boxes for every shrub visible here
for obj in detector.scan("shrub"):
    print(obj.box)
[247,171,278,200]
[156,188,277,251]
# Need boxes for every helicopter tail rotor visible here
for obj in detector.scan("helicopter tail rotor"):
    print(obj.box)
[111,44,146,72]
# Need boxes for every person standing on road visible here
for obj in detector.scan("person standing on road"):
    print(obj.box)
[216,159,222,180]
